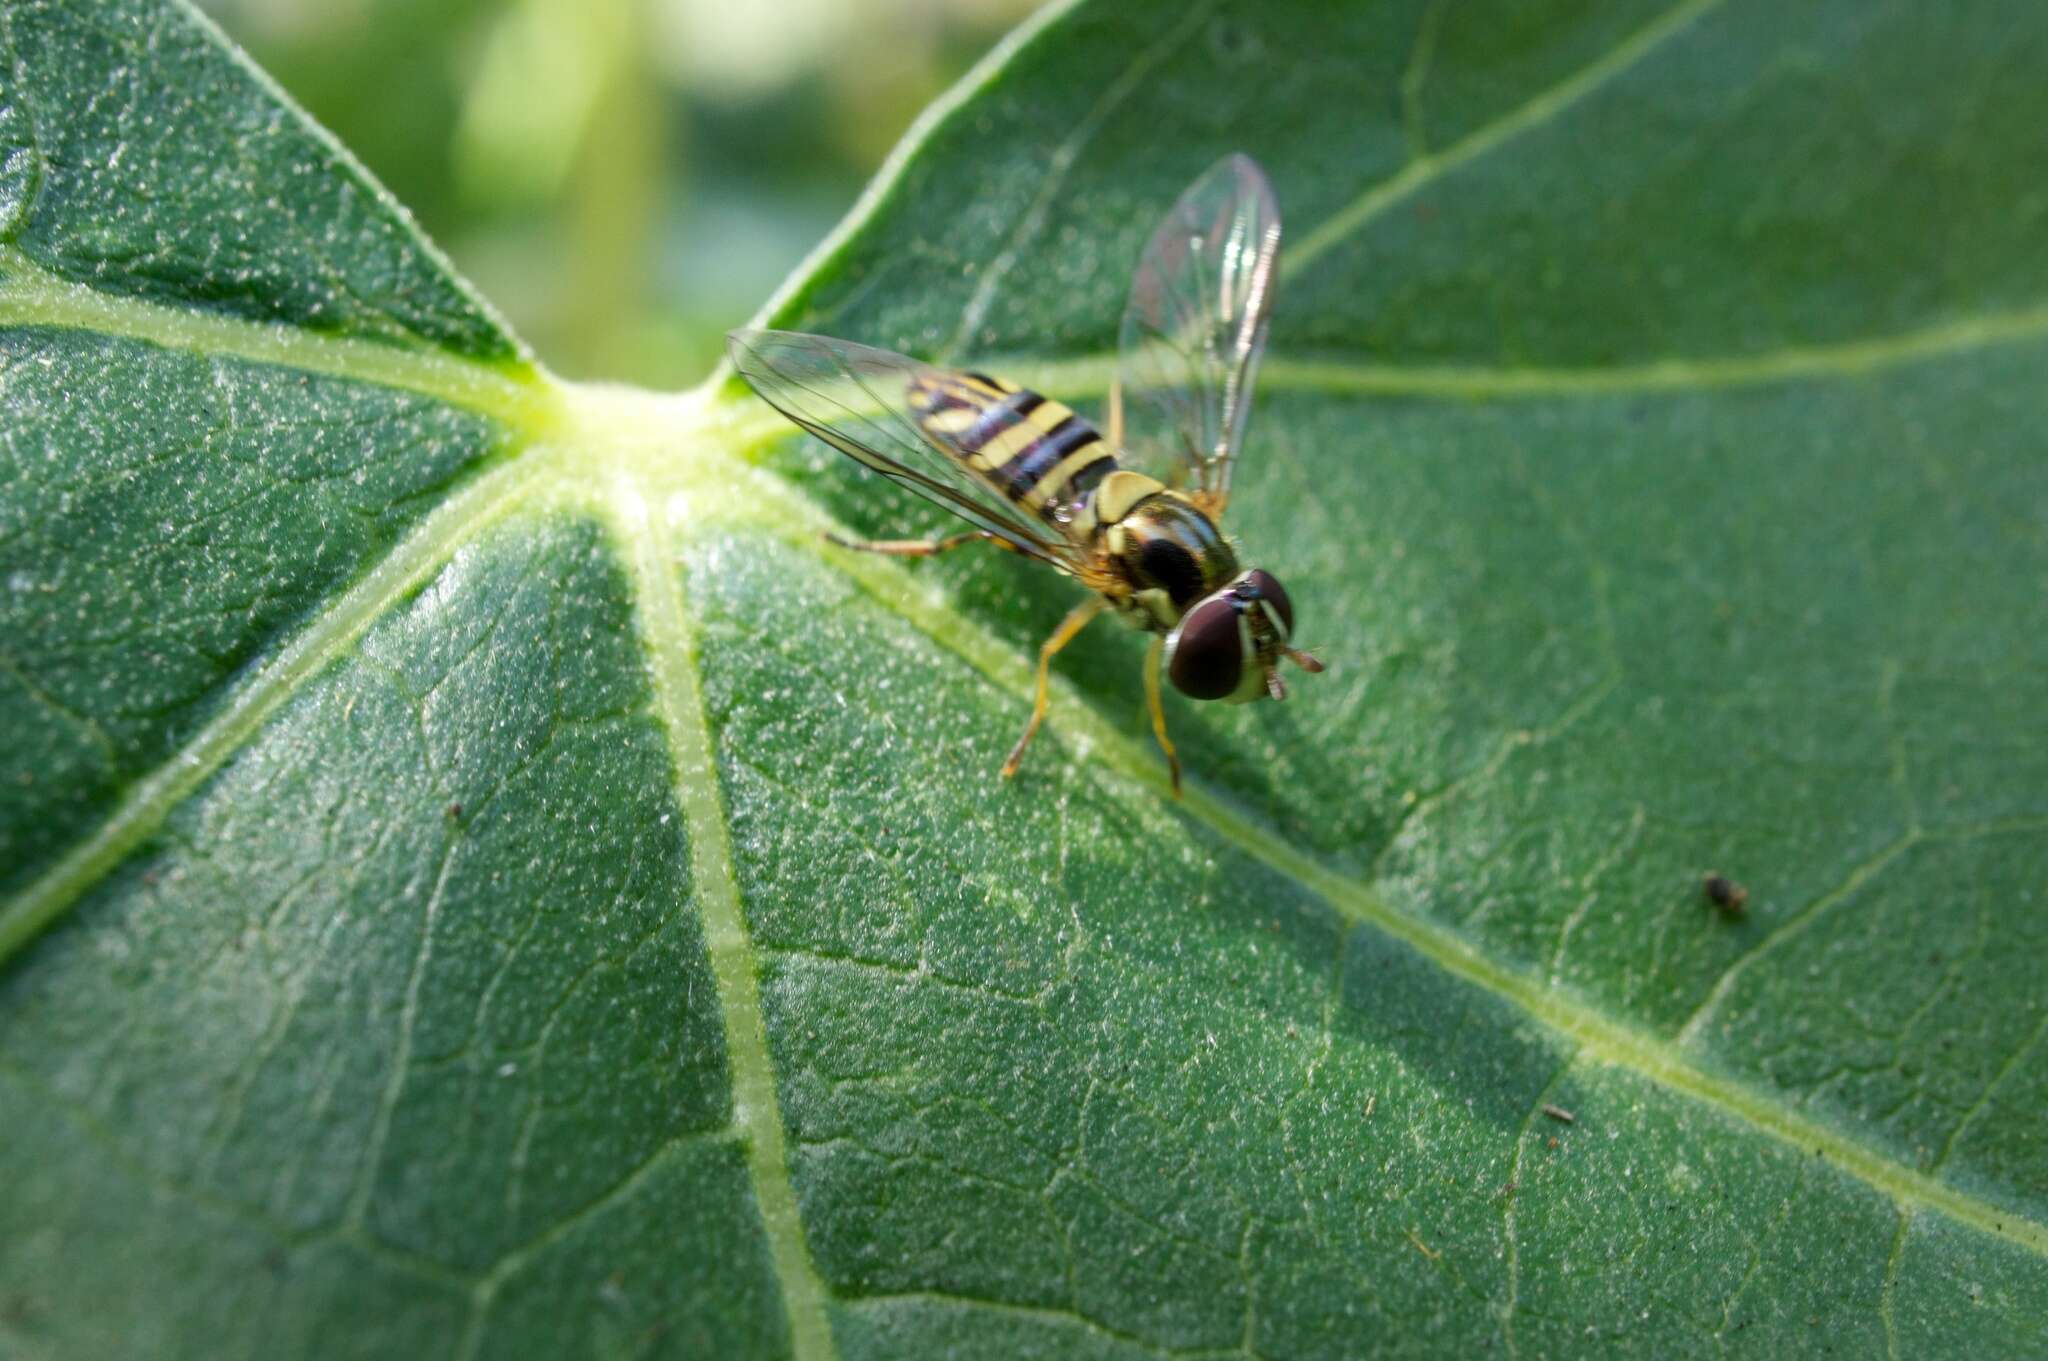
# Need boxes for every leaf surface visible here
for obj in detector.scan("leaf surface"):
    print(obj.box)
[2,0,2045,1356]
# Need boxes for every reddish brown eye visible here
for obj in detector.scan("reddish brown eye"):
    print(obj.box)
[1166,595,1245,700]
[1246,569,1292,637]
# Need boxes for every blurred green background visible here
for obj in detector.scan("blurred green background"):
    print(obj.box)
[201,0,1035,386]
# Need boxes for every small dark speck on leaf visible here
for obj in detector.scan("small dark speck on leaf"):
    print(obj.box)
[1542,1103,1575,1124]
[1703,872,1748,915]
[1546,1136,1559,1149]
[446,802,462,820]
[1207,18,1259,61]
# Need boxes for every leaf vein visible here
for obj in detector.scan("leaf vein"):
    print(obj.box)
[1500,1055,1577,1359]
[342,815,459,1230]
[0,1056,473,1291]
[1930,1007,2048,1175]
[993,302,2048,411]
[1396,0,1447,159]
[944,0,1220,357]
[841,1289,1178,1358]
[607,482,840,1361]
[1283,0,1727,279]
[0,244,555,430]
[0,456,550,969]
[1879,1207,1913,1361]
[1676,829,1921,1047]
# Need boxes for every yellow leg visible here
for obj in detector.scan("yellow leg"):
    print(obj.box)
[1001,598,1104,780]
[1143,635,1183,797]
[823,529,986,557]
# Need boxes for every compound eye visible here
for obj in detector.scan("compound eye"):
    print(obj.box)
[1166,594,1246,701]
[1245,568,1293,638]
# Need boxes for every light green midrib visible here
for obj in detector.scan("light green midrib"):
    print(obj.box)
[607,482,840,1361]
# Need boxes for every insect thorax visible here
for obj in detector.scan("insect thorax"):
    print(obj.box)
[1082,471,1239,632]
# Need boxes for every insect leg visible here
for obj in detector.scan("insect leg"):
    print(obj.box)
[1143,634,1183,797]
[822,529,989,556]
[1000,598,1105,781]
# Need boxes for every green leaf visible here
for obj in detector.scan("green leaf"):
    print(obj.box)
[3,0,2045,1356]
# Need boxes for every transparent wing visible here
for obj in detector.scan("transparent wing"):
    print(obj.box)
[726,329,1080,570]
[1116,153,1281,508]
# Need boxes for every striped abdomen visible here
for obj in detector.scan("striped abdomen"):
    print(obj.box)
[908,370,1116,524]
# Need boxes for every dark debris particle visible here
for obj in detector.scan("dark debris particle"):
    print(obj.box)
[1207,17,1260,60]
[445,802,462,820]
[1703,872,1749,915]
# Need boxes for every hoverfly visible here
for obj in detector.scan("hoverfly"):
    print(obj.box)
[728,153,1320,794]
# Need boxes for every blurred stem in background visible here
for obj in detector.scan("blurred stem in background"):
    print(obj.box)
[202,0,1035,386]
[457,0,664,380]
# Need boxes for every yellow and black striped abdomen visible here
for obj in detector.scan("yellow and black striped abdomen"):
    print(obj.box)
[908,370,1116,523]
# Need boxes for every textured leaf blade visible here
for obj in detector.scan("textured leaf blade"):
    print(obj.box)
[0,0,517,354]
[3,0,2046,1358]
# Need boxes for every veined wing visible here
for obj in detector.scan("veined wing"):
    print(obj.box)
[726,329,1090,570]
[1115,154,1281,510]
